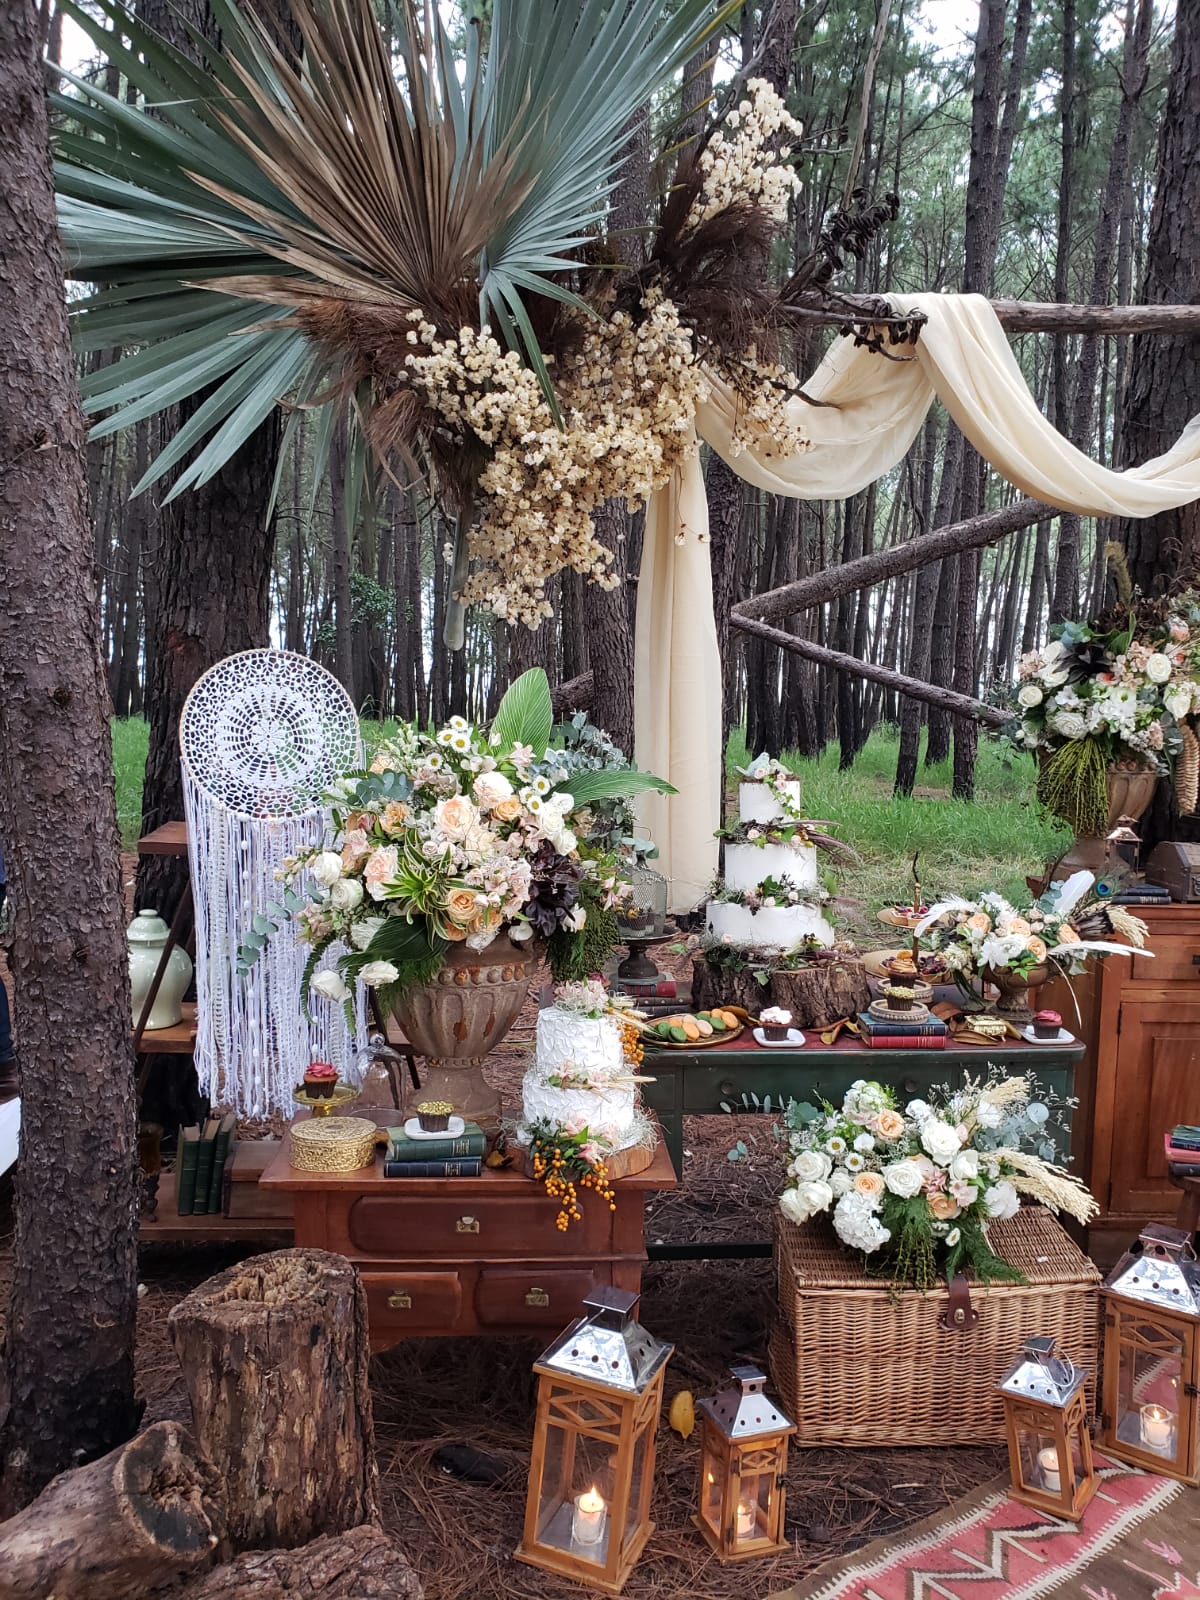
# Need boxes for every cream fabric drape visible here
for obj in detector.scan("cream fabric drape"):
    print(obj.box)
[635,291,1200,911]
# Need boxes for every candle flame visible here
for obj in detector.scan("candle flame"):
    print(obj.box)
[578,1485,605,1513]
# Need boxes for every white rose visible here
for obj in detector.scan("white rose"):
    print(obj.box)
[1051,710,1089,741]
[853,1132,875,1153]
[310,850,344,887]
[921,1119,962,1165]
[779,1179,833,1225]
[473,770,514,810]
[1146,651,1174,684]
[950,1150,980,1181]
[976,1102,1003,1130]
[1017,683,1044,708]
[350,916,386,951]
[984,1179,1021,1220]
[790,1150,833,1183]
[883,1159,924,1198]
[358,960,399,988]
[1165,685,1193,720]
[329,877,364,913]
[906,1099,930,1121]
[310,969,349,1002]
[829,1168,853,1196]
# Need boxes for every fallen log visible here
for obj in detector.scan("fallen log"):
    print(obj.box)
[729,614,1010,726]
[168,1248,379,1553]
[0,1421,221,1600]
[550,670,593,714]
[176,1526,422,1600]
[784,292,1200,336]
[732,497,1051,627]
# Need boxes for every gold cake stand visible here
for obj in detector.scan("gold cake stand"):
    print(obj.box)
[293,1084,360,1119]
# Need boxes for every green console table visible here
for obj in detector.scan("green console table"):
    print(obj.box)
[641,1033,1085,1180]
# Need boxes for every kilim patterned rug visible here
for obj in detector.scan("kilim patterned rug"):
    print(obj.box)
[771,1458,1198,1600]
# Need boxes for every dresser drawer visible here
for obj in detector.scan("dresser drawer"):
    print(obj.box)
[1121,936,1200,986]
[360,1270,463,1331]
[347,1193,613,1257]
[475,1266,602,1328]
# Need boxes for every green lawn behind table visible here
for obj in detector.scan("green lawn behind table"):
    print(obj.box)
[112,718,1068,940]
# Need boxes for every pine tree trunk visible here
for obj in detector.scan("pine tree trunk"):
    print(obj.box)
[0,0,140,1508]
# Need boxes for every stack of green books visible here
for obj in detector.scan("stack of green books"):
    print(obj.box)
[174,1111,237,1214]
[383,1120,486,1177]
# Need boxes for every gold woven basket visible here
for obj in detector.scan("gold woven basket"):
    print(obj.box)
[770,1205,1100,1447]
[289,1116,377,1173]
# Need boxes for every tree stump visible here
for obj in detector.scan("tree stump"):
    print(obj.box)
[692,955,872,1029]
[176,1527,422,1599]
[0,1421,221,1600]
[168,1249,379,1552]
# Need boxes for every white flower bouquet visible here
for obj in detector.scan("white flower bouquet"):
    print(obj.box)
[780,1074,1096,1290]
[242,670,671,1008]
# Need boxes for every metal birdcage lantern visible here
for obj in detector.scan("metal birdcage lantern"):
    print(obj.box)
[516,1288,673,1594]
[997,1335,1098,1521]
[1099,1224,1200,1484]
[694,1365,796,1561]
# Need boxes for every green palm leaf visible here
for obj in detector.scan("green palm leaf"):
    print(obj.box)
[491,668,554,758]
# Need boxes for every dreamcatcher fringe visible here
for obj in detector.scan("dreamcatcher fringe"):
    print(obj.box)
[183,773,366,1118]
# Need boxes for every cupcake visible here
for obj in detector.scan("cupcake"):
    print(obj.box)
[417,1100,453,1132]
[760,1006,793,1042]
[883,985,916,1012]
[1032,1009,1062,1041]
[303,1060,339,1099]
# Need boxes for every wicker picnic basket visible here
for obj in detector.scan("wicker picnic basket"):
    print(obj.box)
[769,1205,1100,1447]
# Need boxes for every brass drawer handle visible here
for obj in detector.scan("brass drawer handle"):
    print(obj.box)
[456,1216,480,1234]
[525,1287,550,1308]
[387,1290,412,1310]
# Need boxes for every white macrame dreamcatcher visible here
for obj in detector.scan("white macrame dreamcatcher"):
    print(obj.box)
[180,648,366,1117]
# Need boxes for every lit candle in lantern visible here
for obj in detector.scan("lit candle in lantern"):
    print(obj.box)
[1141,1404,1174,1451]
[1036,1445,1063,1494]
[571,1485,607,1546]
[736,1498,756,1540]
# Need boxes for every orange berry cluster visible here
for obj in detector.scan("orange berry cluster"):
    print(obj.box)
[531,1144,618,1230]
[619,1019,644,1067]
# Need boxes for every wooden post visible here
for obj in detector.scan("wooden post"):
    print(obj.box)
[0,1422,221,1600]
[168,1249,380,1551]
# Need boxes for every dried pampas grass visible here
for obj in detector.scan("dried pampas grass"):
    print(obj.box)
[992,1147,1098,1224]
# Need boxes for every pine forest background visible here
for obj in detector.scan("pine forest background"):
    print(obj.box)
[58,0,1196,833]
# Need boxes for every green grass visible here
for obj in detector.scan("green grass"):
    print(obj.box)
[112,718,1068,938]
[727,728,1070,942]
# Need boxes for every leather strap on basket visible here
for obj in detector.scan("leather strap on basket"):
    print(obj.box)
[938,1272,979,1332]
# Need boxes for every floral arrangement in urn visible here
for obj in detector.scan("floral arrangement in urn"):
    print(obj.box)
[244,670,671,1012]
[779,1075,1096,1290]
[1007,556,1200,830]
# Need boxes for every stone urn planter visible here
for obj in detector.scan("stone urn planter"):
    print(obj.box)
[1049,764,1160,879]
[981,963,1049,1024]
[392,934,534,1128]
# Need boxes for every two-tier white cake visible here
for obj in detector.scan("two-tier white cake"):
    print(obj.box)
[705,778,834,952]
[521,1003,640,1152]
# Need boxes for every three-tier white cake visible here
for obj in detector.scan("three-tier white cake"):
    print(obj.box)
[705,778,834,952]
[521,1003,640,1152]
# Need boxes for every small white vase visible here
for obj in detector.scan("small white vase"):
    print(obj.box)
[128,909,193,1030]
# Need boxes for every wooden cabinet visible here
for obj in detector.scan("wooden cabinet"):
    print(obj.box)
[1043,905,1200,1259]
[259,1128,676,1348]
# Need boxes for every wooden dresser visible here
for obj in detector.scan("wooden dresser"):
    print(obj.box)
[1041,904,1200,1261]
[259,1128,676,1348]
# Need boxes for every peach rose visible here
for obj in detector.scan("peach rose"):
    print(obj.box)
[380,801,410,836]
[854,1172,886,1203]
[444,887,481,927]
[965,912,991,934]
[927,1191,961,1221]
[341,828,371,871]
[492,796,522,824]
[363,845,399,900]
[1026,935,1047,962]
[1006,916,1032,936]
[434,794,478,841]
[872,1109,906,1141]
[1056,924,1080,944]
[440,921,471,941]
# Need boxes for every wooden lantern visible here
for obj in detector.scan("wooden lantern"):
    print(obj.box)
[516,1287,673,1595]
[1099,1223,1200,1484]
[997,1334,1098,1521]
[694,1364,795,1561]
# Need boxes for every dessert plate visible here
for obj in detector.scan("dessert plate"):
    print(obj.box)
[752,1026,806,1048]
[402,1115,466,1140]
[1020,1026,1075,1046]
